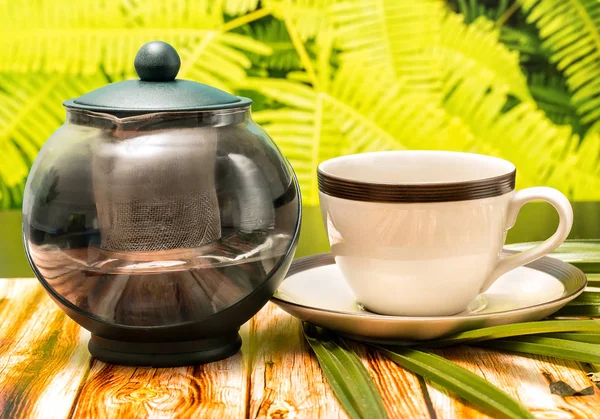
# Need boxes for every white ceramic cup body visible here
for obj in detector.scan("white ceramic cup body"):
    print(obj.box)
[318,151,573,316]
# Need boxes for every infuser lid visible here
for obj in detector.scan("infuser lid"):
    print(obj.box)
[63,41,252,116]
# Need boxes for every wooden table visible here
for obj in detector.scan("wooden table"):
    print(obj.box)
[1,206,600,418]
[1,277,599,418]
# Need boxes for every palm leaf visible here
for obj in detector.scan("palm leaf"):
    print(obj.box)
[133,0,224,28]
[548,130,600,200]
[528,71,583,129]
[480,336,600,364]
[329,0,444,101]
[0,73,107,209]
[436,25,600,197]
[249,65,467,205]
[265,0,348,41]
[428,320,600,347]
[303,324,389,419]
[435,14,532,102]
[1,30,270,92]
[178,32,271,92]
[0,0,271,92]
[442,81,566,189]
[239,18,302,71]
[247,4,600,202]
[329,3,530,103]
[500,24,546,58]
[224,0,260,16]
[377,346,535,419]
[460,99,600,198]
[250,78,345,205]
[452,0,512,23]
[519,0,600,127]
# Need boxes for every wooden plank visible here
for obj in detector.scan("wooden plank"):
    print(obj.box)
[353,344,435,418]
[248,303,348,418]
[249,304,435,418]
[426,346,600,418]
[70,323,250,418]
[0,278,92,419]
[2,277,600,419]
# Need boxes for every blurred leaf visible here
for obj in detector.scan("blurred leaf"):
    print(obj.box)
[0,73,107,209]
[0,0,271,92]
[500,25,545,56]
[450,0,513,23]
[436,14,532,101]
[266,0,348,41]
[519,0,600,128]
[252,48,600,204]
[329,0,444,101]
[324,2,600,199]
[3,0,600,210]
[248,63,465,204]
[506,240,600,267]
[178,32,272,92]
[240,18,302,71]
[224,0,260,16]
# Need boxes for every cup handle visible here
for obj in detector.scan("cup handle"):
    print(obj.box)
[480,187,573,293]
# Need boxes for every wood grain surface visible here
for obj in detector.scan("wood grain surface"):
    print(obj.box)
[1,278,599,419]
[431,346,600,418]
[0,279,91,419]
[248,303,348,418]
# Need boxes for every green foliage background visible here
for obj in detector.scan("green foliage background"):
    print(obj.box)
[2,0,600,209]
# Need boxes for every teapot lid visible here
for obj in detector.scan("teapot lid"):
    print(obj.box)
[63,41,252,116]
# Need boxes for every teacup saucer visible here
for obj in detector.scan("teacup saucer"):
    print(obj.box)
[272,252,587,342]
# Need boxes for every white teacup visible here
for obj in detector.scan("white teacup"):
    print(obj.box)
[317,151,573,316]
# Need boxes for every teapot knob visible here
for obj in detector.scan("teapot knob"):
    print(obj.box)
[134,41,181,82]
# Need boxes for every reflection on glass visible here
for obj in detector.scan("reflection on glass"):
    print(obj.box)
[23,108,300,327]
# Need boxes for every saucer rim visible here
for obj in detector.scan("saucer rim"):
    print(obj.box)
[272,250,587,321]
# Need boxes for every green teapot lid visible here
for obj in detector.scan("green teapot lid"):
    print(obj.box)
[64,41,251,116]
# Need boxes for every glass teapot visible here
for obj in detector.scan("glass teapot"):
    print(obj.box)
[22,41,301,366]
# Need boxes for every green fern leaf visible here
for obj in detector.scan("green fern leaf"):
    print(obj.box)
[526,69,585,132]
[247,65,472,205]
[224,0,260,16]
[0,73,107,209]
[440,60,600,197]
[329,0,444,101]
[549,131,600,199]
[248,43,600,204]
[451,0,512,23]
[1,30,270,91]
[134,0,224,28]
[266,0,349,41]
[2,0,224,32]
[519,0,600,126]
[329,2,531,103]
[178,32,271,92]
[240,18,302,71]
[436,14,532,102]
[0,0,271,92]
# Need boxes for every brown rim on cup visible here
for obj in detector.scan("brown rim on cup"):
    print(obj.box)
[317,151,516,203]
